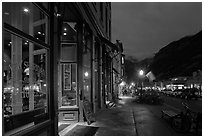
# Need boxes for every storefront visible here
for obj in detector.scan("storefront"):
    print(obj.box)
[3,2,57,135]
[2,2,119,136]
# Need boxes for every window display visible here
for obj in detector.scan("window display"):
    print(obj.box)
[61,63,77,106]
[3,2,49,133]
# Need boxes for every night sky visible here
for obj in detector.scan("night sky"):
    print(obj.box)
[111,2,202,61]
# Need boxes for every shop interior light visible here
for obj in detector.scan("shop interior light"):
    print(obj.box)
[84,72,89,77]
[64,28,67,31]
[23,8,29,13]
[38,31,41,34]
[63,32,67,36]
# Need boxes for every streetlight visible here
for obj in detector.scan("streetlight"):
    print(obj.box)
[138,69,145,91]
[131,82,135,86]
[139,70,144,76]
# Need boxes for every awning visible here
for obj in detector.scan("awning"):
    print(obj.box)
[98,34,118,51]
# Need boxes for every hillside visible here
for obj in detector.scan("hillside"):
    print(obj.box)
[150,31,202,80]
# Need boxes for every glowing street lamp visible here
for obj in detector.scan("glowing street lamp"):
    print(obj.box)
[139,70,144,76]
[131,82,135,86]
[138,69,145,91]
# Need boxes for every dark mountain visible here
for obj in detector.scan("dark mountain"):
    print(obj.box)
[150,31,202,80]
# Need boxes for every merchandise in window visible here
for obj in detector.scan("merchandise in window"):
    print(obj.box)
[3,31,48,133]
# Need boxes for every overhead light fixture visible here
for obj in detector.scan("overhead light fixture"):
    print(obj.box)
[63,32,67,36]
[23,8,29,13]
[64,28,67,31]
[38,31,41,34]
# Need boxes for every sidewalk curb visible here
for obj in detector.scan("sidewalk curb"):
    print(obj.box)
[131,108,139,136]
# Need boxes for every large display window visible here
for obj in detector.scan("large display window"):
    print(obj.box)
[3,2,50,135]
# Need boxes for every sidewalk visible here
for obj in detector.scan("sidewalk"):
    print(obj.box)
[60,96,185,136]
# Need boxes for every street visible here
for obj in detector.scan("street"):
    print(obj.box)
[63,95,201,136]
[119,94,202,136]
[162,95,202,113]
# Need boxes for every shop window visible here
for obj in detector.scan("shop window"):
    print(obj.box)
[60,43,77,62]
[59,21,78,108]
[3,2,50,134]
[3,2,49,44]
[61,22,77,42]
[60,63,77,107]
[3,31,48,133]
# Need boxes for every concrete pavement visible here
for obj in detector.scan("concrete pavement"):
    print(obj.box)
[60,96,195,136]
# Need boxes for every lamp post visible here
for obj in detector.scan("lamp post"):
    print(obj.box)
[138,69,144,91]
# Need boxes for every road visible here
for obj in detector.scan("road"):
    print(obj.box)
[161,95,202,113]
[126,94,202,136]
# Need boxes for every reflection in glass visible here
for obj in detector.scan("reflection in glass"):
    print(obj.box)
[3,2,48,44]
[3,31,48,132]
[61,22,77,42]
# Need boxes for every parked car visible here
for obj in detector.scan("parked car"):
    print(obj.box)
[162,89,173,96]
[172,89,183,97]
[180,88,199,100]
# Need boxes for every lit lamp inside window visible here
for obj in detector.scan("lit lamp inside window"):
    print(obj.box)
[84,71,89,77]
